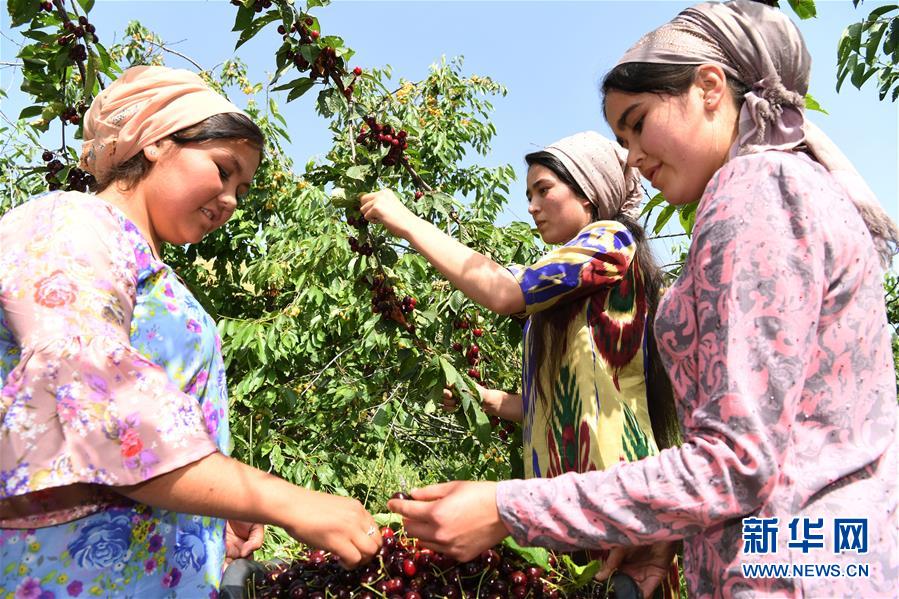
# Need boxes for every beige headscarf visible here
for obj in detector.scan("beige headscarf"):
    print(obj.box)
[543,131,643,221]
[80,65,247,182]
[614,0,897,265]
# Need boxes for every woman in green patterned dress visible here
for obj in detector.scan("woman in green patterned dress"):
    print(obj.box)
[361,131,680,596]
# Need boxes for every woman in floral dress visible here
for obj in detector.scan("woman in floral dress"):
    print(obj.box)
[0,65,381,597]
[387,2,898,597]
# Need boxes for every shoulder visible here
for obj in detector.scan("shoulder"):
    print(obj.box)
[697,151,840,229]
[565,219,635,252]
[2,191,123,234]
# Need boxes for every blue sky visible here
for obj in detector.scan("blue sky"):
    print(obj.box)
[2,0,896,261]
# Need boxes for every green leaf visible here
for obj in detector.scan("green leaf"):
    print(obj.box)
[448,290,466,313]
[84,52,98,96]
[235,11,280,50]
[559,554,602,588]
[502,537,551,570]
[345,165,370,181]
[18,105,43,119]
[287,78,316,102]
[865,21,888,63]
[374,512,403,527]
[803,93,828,115]
[851,62,877,89]
[232,3,255,32]
[76,0,95,13]
[677,202,698,235]
[787,0,816,19]
[652,204,677,235]
[9,0,41,27]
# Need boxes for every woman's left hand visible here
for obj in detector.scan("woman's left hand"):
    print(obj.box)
[594,541,677,598]
[225,519,265,565]
[387,480,509,562]
[359,189,418,238]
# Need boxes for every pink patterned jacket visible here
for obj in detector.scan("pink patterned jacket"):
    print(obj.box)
[497,151,898,598]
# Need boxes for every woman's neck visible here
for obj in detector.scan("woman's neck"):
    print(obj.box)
[96,185,163,259]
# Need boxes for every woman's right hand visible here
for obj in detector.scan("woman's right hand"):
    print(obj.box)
[442,384,523,422]
[359,189,418,238]
[282,489,382,568]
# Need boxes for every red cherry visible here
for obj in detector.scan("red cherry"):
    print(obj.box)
[472,328,483,337]
[467,368,480,379]
[310,30,320,40]
[451,342,463,352]
[353,66,362,76]
[414,191,424,200]
[402,558,417,577]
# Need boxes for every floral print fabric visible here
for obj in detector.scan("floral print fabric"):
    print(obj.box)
[497,152,899,597]
[512,220,659,479]
[0,192,228,595]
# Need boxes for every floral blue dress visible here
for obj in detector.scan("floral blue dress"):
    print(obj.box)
[0,192,230,597]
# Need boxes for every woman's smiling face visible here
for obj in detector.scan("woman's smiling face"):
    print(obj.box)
[605,65,738,206]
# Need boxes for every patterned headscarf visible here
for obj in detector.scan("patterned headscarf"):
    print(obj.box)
[544,131,643,221]
[80,65,246,181]
[614,0,897,264]
[616,0,808,157]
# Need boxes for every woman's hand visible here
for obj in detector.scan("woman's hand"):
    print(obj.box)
[224,520,265,565]
[359,189,418,238]
[594,541,677,598]
[387,480,509,563]
[282,489,382,568]
[442,385,523,422]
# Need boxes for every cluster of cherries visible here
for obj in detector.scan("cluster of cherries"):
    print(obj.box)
[452,319,485,381]
[41,150,95,192]
[356,117,409,169]
[450,319,516,439]
[369,274,415,331]
[232,0,272,13]
[56,16,97,62]
[253,521,596,598]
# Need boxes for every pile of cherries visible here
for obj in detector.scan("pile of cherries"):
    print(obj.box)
[356,117,409,169]
[253,522,614,598]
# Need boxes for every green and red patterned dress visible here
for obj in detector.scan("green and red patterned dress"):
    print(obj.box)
[511,219,679,597]
[511,220,659,478]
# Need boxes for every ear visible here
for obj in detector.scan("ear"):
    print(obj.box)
[142,140,165,163]
[695,64,729,111]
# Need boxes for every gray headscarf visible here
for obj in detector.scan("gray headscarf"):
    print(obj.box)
[615,0,897,265]
[543,131,643,221]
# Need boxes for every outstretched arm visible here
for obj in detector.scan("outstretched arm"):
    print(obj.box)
[360,190,525,315]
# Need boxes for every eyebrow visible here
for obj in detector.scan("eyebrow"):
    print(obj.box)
[525,176,553,199]
[615,102,642,134]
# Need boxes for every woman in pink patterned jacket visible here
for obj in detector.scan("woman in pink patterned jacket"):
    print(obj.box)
[388,1,899,597]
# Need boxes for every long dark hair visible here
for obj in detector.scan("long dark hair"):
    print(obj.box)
[524,151,679,449]
[95,112,264,192]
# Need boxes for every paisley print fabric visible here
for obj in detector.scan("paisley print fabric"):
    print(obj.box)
[497,151,898,597]
[0,192,229,595]
[512,220,659,480]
